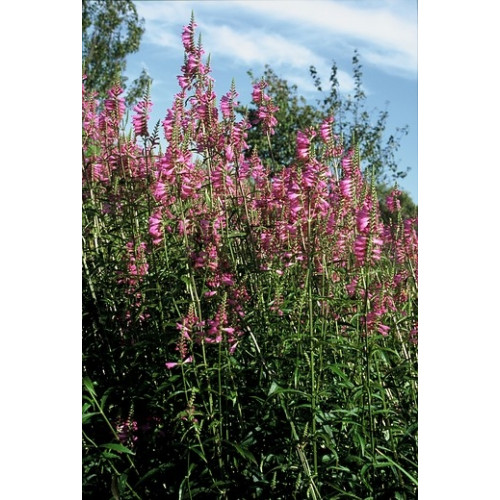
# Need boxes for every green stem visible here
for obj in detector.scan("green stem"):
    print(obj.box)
[86,389,139,474]
[360,268,376,479]
[306,266,318,477]
[83,430,142,500]
[305,204,319,478]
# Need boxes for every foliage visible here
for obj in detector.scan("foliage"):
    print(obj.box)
[82,0,150,106]
[83,15,418,499]
[377,183,418,224]
[242,53,413,203]
[238,66,323,170]
[310,51,410,185]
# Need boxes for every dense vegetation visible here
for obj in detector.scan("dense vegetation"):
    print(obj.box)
[82,15,418,499]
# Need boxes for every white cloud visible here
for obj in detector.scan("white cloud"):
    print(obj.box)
[362,48,416,76]
[198,22,360,94]
[200,24,323,69]
[133,0,416,97]
[227,0,417,76]
[143,27,178,50]
[136,1,192,24]
[337,70,357,94]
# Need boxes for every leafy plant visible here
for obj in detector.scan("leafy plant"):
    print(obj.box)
[83,14,417,499]
[82,0,151,106]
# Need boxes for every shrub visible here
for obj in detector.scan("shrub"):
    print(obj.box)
[83,15,417,499]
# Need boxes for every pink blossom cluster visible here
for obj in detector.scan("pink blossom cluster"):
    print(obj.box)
[82,16,418,367]
[132,98,152,137]
[115,417,139,448]
[117,241,150,324]
[251,80,279,135]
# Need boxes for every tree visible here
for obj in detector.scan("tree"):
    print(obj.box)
[82,0,150,105]
[310,50,410,185]
[239,66,322,170]
[377,182,418,223]
[242,52,413,199]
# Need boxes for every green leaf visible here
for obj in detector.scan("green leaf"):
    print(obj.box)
[227,441,258,466]
[188,445,207,464]
[375,449,418,486]
[101,443,135,455]
[82,412,100,425]
[267,382,309,399]
[268,381,281,397]
[83,376,96,396]
[100,388,112,409]
[136,464,173,485]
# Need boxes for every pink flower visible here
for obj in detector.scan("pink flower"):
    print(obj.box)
[177,75,190,90]
[251,81,266,103]
[346,276,358,297]
[377,323,390,336]
[149,209,163,245]
[354,234,368,266]
[220,88,238,119]
[410,324,418,344]
[340,178,352,199]
[165,356,193,370]
[356,206,370,233]
[103,85,126,123]
[251,81,279,135]
[116,418,139,446]
[181,19,196,51]
[221,273,235,286]
[132,99,152,137]
[153,181,167,203]
[386,189,402,213]
[225,145,235,163]
[296,131,310,160]
[320,116,334,143]
[371,236,384,262]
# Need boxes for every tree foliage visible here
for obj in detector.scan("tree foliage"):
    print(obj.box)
[377,182,418,223]
[311,50,410,185]
[242,52,415,211]
[240,66,323,169]
[82,0,150,105]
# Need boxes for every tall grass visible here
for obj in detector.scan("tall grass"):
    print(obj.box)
[83,15,417,499]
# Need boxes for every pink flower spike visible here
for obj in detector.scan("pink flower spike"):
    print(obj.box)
[166,356,192,370]
[181,20,196,51]
[225,145,235,162]
[221,274,235,286]
[340,179,352,199]
[320,116,334,143]
[386,189,402,213]
[132,100,152,137]
[296,131,310,160]
[377,324,390,336]
[356,207,370,233]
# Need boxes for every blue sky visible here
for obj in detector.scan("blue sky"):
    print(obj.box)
[125,0,418,202]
